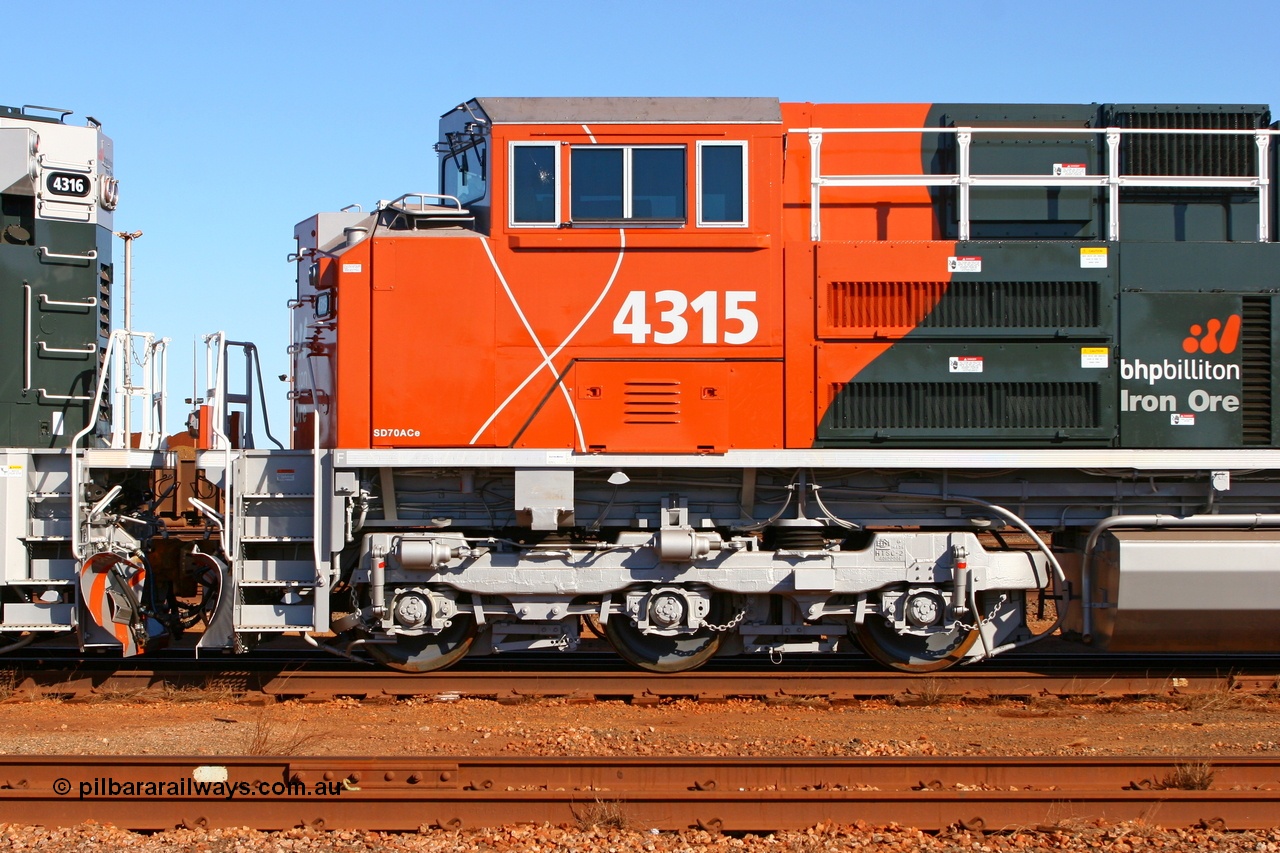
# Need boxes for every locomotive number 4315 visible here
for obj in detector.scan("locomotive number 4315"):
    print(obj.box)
[613,290,758,345]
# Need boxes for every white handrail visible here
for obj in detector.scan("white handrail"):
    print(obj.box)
[108,331,169,451]
[70,331,121,560]
[68,329,170,559]
[202,332,237,563]
[790,125,1280,242]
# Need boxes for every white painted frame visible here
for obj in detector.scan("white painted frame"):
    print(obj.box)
[508,141,561,227]
[569,145,686,223]
[696,141,749,228]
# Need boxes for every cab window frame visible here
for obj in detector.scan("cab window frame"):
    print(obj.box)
[508,141,561,227]
[696,140,748,228]
[569,144,687,225]
[439,135,489,209]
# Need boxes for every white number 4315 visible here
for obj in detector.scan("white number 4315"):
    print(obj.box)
[612,290,758,345]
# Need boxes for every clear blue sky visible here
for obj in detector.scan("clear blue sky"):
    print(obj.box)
[9,0,1280,439]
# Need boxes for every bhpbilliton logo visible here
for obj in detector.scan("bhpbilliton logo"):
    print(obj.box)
[1182,315,1241,355]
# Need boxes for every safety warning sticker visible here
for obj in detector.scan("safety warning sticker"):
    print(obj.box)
[1171,413,1196,426]
[1054,163,1087,176]
[1080,247,1108,269]
[949,356,983,373]
[1080,347,1109,368]
[948,256,981,273]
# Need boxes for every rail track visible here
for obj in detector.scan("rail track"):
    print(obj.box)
[0,755,1277,831]
[4,657,1277,703]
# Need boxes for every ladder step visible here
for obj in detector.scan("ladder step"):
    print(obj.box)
[242,493,315,499]
[238,603,315,629]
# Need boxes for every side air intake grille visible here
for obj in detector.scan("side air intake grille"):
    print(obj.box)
[823,281,1100,335]
[1241,297,1273,445]
[1112,108,1268,178]
[623,381,681,424]
[829,382,1100,431]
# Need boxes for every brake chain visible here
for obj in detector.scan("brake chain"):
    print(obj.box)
[703,609,747,633]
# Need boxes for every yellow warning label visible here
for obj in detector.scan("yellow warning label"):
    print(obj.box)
[1080,247,1108,269]
[1080,347,1109,368]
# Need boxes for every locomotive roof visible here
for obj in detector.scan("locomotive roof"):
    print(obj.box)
[464,97,782,125]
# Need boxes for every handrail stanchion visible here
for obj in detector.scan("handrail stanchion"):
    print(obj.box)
[1106,129,1121,242]
[808,132,823,242]
[1257,131,1271,243]
[957,129,972,242]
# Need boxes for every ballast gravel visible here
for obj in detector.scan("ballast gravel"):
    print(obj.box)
[0,693,1278,848]
[2,821,1280,852]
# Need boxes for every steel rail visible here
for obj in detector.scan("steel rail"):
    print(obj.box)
[11,667,1276,702]
[0,755,1277,831]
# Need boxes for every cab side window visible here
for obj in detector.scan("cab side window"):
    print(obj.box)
[698,141,747,227]
[510,143,559,226]
[570,146,686,223]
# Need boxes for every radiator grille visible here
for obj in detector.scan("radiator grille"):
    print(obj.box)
[1241,297,1273,445]
[1113,109,1269,178]
[824,281,1099,333]
[829,382,1100,431]
[623,381,680,424]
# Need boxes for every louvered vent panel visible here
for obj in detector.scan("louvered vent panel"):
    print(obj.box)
[1241,297,1273,445]
[829,382,1099,431]
[826,281,948,329]
[1114,109,1268,177]
[825,281,1099,332]
[624,381,681,424]
[98,271,112,340]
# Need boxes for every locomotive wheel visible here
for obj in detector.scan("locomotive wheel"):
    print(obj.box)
[605,617,722,673]
[854,616,978,673]
[605,595,731,673]
[368,616,476,673]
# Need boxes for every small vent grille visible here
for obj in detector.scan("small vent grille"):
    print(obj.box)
[98,270,112,357]
[829,382,1099,431]
[1113,109,1268,178]
[825,281,1099,333]
[1241,297,1272,445]
[624,381,681,424]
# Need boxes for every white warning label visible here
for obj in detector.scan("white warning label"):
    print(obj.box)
[1080,247,1108,269]
[947,256,982,273]
[341,263,362,273]
[1054,163,1088,176]
[949,356,984,373]
[1080,347,1109,368]
[1171,413,1196,426]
